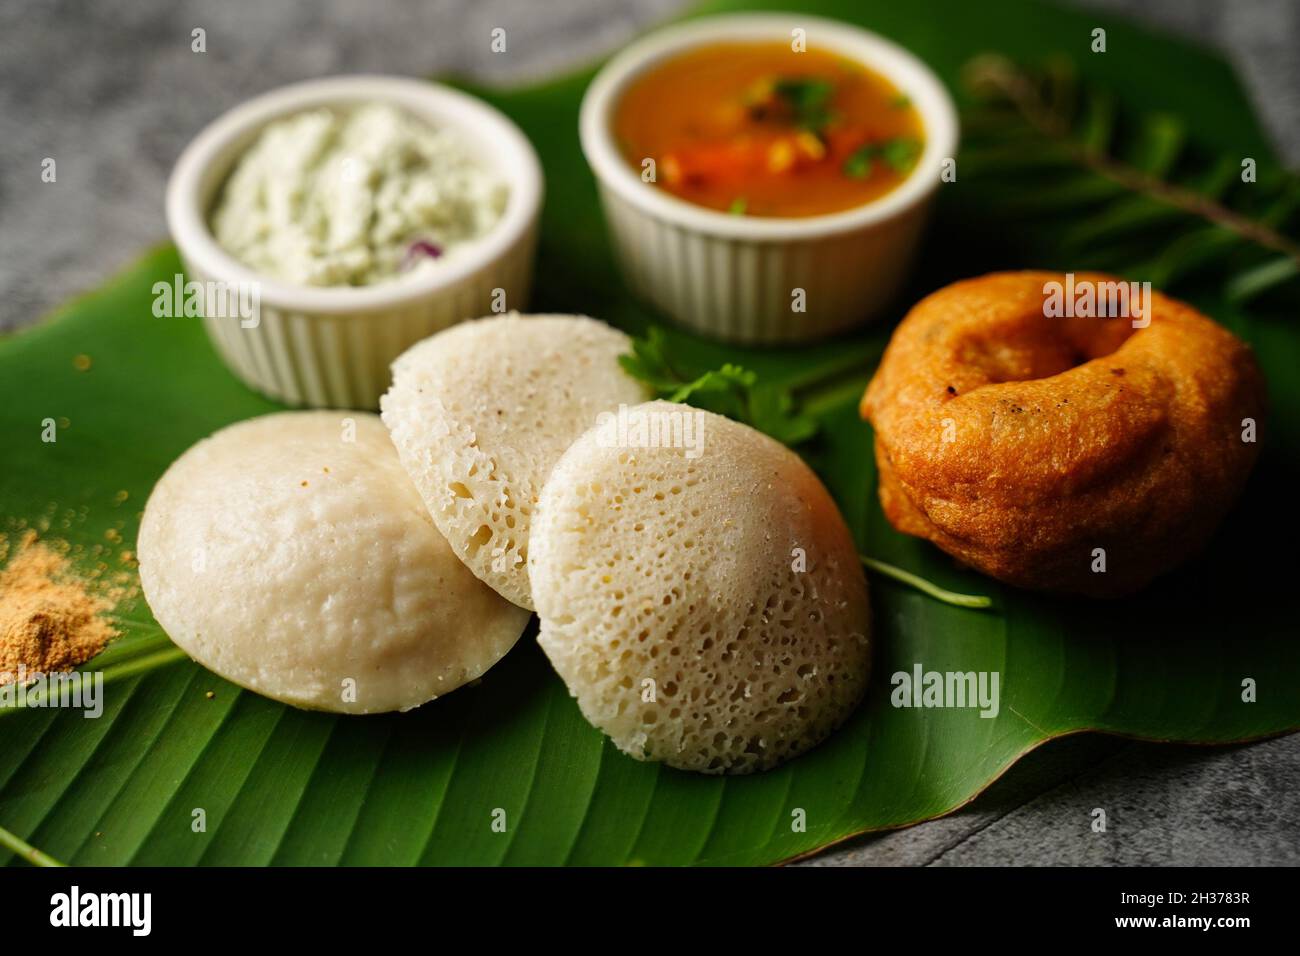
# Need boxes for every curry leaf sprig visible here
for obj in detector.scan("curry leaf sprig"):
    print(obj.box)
[959,54,1300,303]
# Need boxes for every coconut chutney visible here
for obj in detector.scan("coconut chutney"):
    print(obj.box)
[210,103,507,286]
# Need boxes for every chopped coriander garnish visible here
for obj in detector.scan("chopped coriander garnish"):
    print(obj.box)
[771,77,836,133]
[843,149,873,179]
[618,327,818,446]
[881,136,922,172]
[890,93,912,109]
[728,197,748,216]
[843,136,922,178]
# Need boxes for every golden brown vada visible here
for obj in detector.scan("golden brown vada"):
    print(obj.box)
[860,272,1266,597]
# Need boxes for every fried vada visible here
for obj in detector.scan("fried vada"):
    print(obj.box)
[861,272,1265,597]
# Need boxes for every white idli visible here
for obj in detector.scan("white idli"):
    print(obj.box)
[137,411,531,714]
[530,401,871,774]
[380,313,651,610]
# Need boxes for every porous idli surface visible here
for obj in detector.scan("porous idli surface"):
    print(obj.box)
[380,313,651,610]
[137,412,530,714]
[530,401,871,774]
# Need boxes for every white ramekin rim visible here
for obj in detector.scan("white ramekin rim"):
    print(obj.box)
[166,74,543,314]
[579,12,958,242]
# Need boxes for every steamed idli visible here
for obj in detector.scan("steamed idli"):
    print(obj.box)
[529,401,871,774]
[137,412,530,713]
[380,313,651,610]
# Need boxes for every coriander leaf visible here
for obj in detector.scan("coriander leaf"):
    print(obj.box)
[746,383,819,446]
[772,77,836,132]
[619,329,820,447]
[616,327,681,392]
[843,146,873,179]
[843,137,922,179]
[881,136,921,172]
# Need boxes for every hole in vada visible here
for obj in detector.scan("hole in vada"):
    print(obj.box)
[961,315,1138,386]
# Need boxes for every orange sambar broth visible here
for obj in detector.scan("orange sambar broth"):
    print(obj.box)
[613,42,924,217]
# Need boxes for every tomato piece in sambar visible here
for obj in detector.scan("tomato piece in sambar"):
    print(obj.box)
[614,42,925,218]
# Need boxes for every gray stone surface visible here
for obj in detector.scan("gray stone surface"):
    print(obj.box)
[1069,0,1300,164]
[0,0,686,331]
[1,0,1296,866]
[798,734,1300,867]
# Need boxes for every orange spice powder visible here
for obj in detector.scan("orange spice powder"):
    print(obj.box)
[0,530,121,682]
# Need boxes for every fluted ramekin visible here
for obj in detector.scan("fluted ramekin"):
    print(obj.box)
[167,75,542,409]
[580,14,957,345]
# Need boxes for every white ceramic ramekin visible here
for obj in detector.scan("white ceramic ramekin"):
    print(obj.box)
[167,75,543,409]
[580,14,958,345]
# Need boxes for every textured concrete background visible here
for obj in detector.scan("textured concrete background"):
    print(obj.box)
[1,0,1297,865]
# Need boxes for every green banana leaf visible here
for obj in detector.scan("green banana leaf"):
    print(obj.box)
[2,0,1297,867]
